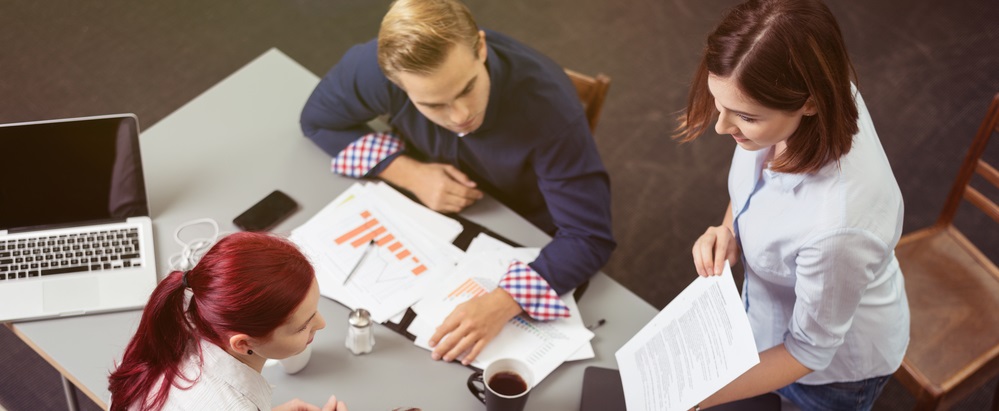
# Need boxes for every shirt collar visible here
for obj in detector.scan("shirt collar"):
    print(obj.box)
[762,167,808,193]
[198,339,273,410]
[730,146,770,215]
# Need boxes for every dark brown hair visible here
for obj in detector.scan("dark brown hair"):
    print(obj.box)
[675,0,859,173]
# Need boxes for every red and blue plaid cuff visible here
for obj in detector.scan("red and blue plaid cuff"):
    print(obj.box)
[331,132,405,177]
[498,260,570,321]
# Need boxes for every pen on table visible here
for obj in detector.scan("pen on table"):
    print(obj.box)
[343,240,375,284]
[586,318,606,331]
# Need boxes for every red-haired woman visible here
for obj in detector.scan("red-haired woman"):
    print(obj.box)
[677,0,908,410]
[108,232,347,411]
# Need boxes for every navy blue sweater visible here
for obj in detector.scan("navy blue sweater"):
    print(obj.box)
[300,30,614,295]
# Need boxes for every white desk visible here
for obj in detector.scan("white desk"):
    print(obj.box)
[9,49,657,410]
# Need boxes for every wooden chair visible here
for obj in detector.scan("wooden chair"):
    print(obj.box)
[564,68,611,132]
[893,92,999,410]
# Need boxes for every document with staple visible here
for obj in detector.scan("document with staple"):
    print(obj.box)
[615,262,759,411]
[291,183,463,322]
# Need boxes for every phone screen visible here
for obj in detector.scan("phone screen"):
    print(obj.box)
[233,190,298,231]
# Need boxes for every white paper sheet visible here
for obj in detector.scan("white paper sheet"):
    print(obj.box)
[561,295,594,361]
[615,262,759,411]
[366,181,463,243]
[413,312,593,384]
[451,233,595,361]
[290,183,462,322]
[409,242,594,383]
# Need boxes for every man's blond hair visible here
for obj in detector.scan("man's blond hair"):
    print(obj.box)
[377,0,481,82]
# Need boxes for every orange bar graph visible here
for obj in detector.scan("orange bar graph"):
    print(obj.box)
[335,210,427,277]
[376,234,395,246]
[351,226,386,248]
[335,218,379,245]
[447,279,486,299]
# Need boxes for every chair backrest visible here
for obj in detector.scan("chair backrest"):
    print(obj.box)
[564,68,611,133]
[937,92,999,227]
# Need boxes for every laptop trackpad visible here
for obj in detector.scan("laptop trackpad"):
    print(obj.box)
[43,277,100,314]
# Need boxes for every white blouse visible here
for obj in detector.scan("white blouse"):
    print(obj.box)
[139,339,273,411]
[729,89,910,384]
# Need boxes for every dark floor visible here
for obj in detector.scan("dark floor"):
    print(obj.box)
[1,0,997,410]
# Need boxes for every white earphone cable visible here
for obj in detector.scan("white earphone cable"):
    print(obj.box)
[167,218,221,272]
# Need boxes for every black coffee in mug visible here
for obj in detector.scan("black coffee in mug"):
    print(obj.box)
[468,358,534,411]
[488,371,527,396]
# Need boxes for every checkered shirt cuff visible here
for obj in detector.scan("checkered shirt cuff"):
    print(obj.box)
[498,260,570,321]
[331,132,405,177]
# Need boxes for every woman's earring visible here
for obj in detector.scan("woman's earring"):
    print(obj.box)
[248,350,254,355]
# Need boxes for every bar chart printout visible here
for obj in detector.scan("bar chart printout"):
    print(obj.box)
[291,183,461,322]
[445,278,488,301]
[333,209,428,277]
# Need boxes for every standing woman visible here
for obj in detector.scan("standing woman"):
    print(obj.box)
[108,232,347,411]
[676,0,909,409]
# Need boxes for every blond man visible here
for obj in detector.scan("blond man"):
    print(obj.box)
[300,0,614,364]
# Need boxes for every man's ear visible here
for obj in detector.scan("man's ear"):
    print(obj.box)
[476,30,487,61]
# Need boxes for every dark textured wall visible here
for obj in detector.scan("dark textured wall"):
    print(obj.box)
[1,1,997,409]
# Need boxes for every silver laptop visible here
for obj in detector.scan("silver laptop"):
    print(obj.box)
[0,114,157,322]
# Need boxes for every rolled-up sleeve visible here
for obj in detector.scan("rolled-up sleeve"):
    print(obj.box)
[528,119,616,296]
[786,228,890,371]
[499,260,570,320]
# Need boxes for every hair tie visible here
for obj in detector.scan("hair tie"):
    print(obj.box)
[181,271,190,289]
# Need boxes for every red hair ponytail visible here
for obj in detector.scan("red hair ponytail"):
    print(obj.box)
[108,232,314,411]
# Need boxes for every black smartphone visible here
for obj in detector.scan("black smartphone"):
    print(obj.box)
[233,190,299,232]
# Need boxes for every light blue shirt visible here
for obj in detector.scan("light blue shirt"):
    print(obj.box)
[729,90,909,385]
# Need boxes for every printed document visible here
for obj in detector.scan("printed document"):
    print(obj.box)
[291,183,463,322]
[409,234,593,383]
[615,263,758,411]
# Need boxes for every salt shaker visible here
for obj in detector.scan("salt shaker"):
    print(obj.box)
[346,308,375,355]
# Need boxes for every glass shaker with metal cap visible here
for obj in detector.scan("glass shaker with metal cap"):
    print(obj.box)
[346,308,375,355]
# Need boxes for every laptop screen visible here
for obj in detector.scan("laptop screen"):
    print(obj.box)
[0,115,149,231]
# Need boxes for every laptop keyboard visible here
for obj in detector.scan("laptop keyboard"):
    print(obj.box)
[0,227,142,280]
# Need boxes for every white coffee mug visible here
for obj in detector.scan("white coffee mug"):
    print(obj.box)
[278,343,313,374]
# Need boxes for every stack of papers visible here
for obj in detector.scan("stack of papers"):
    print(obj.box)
[290,182,594,383]
[408,234,594,383]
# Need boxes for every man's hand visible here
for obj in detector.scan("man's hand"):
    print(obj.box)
[429,288,523,365]
[273,395,347,411]
[380,155,483,213]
